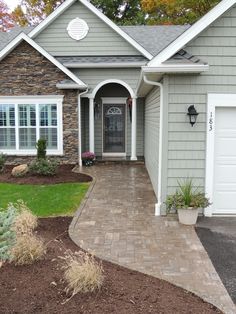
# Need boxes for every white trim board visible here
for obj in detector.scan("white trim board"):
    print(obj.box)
[28,0,153,60]
[0,32,87,89]
[205,93,236,217]
[149,0,236,66]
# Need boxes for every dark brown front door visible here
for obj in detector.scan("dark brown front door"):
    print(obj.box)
[103,104,126,153]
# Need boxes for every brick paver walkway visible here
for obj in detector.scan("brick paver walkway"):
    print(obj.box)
[69,164,236,314]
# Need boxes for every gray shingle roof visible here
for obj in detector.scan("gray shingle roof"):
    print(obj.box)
[164,49,207,65]
[0,27,33,51]
[121,25,190,56]
[1,25,190,58]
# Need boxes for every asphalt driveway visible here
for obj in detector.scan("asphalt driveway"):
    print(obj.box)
[196,217,236,304]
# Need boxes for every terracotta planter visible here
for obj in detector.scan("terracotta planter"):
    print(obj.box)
[177,208,199,225]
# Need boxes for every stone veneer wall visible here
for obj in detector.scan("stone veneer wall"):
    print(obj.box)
[0,42,79,164]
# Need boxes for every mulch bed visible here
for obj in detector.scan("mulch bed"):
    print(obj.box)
[0,218,221,314]
[0,165,92,185]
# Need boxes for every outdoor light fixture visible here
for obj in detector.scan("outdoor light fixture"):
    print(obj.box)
[187,105,199,127]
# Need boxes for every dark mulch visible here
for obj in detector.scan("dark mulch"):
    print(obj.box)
[0,165,92,185]
[0,218,221,314]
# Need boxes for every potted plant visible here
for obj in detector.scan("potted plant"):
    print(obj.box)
[165,179,210,225]
[81,152,96,167]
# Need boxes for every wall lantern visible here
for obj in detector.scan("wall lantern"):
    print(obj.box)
[187,105,199,127]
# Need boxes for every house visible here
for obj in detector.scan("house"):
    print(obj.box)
[0,0,236,217]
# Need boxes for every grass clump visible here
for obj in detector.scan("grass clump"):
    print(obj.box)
[10,234,46,265]
[11,200,38,235]
[60,250,104,299]
[0,201,46,265]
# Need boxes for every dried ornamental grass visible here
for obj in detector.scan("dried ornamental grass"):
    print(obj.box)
[60,250,104,300]
[10,234,46,265]
[11,209,38,235]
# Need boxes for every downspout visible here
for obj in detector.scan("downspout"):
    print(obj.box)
[78,88,88,167]
[143,75,164,216]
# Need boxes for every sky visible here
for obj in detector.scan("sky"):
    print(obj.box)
[5,0,21,10]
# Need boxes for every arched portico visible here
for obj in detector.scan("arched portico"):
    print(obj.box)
[85,79,137,160]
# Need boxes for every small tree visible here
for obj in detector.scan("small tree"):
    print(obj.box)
[36,139,47,160]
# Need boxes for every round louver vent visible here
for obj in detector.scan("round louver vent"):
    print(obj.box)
[67,18,89,41]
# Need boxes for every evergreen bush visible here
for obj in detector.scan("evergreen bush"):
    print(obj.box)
[36,139,47,160]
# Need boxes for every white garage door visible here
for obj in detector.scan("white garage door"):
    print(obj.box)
[213,107,236,215]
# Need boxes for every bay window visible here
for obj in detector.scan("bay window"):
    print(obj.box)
[0,96,63,155]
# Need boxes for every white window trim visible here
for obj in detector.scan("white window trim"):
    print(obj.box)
[206,93,236,217]
[0,96,64,156]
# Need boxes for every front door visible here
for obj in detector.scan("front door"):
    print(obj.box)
[103,103,126,153]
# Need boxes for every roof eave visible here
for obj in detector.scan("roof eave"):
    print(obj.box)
[63,62,147,68]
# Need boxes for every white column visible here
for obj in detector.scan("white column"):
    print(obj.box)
[131,97,137,161]
[89,97,95,153]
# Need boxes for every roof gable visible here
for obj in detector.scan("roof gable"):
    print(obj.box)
[0,32,87,88]
[29,0,153,60]
[149,0,236,66]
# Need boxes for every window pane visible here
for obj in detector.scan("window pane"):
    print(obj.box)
[40,104,57,126]
[19,105,36,127]
[19,128,36,149]
[0,128,15,149]
[40,128,57,149]
[0,104,15,127]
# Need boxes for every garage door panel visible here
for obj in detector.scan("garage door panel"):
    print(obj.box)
[215,138,236,156]
[213,107,236,215]
[215,165,236,183]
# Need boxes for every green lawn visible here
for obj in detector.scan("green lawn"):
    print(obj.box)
[0,182,89,217]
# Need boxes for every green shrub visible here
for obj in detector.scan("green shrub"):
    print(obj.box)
[0,204,18,261]
[0,153,6,172]
[36,139,47,160]
[29,159,59,176]
[165,179,210,211]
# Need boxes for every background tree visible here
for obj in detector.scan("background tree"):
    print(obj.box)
[91,0,146,25]
[12,0,221,27]
[13,0,145,26]
[13,0,64,26]
[141,0,221,25]
[0,0,14,31]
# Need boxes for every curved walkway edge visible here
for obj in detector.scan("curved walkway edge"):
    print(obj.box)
[69,164,236,314]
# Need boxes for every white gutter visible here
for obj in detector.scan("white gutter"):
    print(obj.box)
[143,75,164,217]
[142,64,209,73]
[78,88,88,166]
[63,62,147,68]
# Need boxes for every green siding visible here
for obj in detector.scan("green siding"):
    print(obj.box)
[166,5,236,196]
[34,1,140,56]
[72,68,140,92]
[144,86,160,198]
